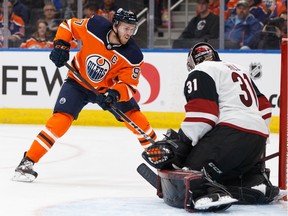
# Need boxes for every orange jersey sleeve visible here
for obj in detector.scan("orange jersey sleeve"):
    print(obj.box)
[54,16,143,102]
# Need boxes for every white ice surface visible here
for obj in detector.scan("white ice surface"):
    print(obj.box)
[0,124,287,216]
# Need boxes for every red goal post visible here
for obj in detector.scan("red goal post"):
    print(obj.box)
[279,34,288,193]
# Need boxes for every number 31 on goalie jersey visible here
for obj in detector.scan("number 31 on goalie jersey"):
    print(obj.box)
[231,72,258,107]
[186,78,197,94]
[184,70,258,108]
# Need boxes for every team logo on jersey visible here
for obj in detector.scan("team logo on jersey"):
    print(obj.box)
[249,62,262,80]
[59,97,66,104]
[86,55,110,82]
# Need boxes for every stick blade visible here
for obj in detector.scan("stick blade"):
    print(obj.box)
[137,163,157,189]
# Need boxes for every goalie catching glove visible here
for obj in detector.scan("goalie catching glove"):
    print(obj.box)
[142,129,193,169]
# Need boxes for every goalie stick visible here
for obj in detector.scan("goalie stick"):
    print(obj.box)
[64,62,155,145]
[137,163,157,189]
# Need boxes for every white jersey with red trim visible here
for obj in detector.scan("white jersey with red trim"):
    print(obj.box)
[180,60,271,146]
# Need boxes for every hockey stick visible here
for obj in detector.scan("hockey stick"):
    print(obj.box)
[261,152,279,162]
[64,62,155,145]
[137,163,157,189]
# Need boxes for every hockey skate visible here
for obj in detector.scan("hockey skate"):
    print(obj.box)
[192,167,238,212]
[12,152,38,182]
[193,192,237,211]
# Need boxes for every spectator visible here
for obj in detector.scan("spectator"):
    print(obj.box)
[9,0,30,24]
[20,19,53,48]
[172,0,219,48]
[227,0,238,12]
[97,0,118,23]
[0,1,25,47]
[229,0,269,24]
[20,0,44,9]
[248,0,269,24]
[251,10,287,49]
[181,0,220,39]
[20,17,78,49]
[269,0,287,17]
[179,0,219,39]
[62,0,76,19]
[83,2,98,18]
[225,0,263,49]
[262,0,274,10]
[209,0,231,20]
[42,2,61,38]
[51,0,62,11]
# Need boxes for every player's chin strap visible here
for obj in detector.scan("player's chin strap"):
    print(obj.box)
[112,26,122,44]
[64,62,155,145]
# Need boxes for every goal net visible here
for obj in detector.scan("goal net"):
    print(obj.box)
[279,34,288,193]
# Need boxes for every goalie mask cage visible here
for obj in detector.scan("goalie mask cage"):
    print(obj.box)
[279,34,288,193]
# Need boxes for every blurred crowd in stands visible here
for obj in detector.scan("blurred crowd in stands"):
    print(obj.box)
[173,0,287,49]
[0,0,120,48]
[0,0,287,49]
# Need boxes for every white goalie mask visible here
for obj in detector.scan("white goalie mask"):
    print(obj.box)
[187,42,220,72]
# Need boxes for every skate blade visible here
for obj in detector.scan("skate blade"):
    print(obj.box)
[273,190,288,201]
[11,171,36,183]
[194,195,238,210]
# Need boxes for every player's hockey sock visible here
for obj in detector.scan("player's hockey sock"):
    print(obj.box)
[124,110,157,149]
[26,112,73,163]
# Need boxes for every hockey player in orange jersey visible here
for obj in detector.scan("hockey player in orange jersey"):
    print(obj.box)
[12,8,157,182]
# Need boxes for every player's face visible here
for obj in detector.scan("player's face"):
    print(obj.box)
[116,22,137,44]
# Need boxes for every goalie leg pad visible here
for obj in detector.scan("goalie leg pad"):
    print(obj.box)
[158,169,236,212]
[223,165,280,204]
[226,185,279,204]
[158,169,203,209]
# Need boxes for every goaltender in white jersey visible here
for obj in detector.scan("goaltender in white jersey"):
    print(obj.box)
[142,42,278,212]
